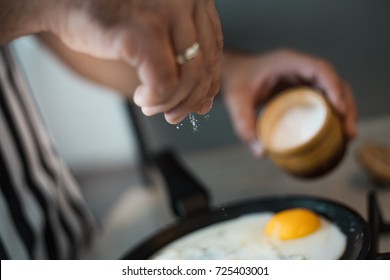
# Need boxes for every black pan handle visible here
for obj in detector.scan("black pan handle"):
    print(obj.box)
[367,190,390,260]
[152,150,210,218]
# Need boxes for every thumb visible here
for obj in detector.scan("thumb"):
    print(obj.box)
[223,89,265,158]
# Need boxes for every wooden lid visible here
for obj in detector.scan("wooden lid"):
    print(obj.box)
[357,142,390,183]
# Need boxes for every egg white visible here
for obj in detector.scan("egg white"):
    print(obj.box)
[150,212,347,260]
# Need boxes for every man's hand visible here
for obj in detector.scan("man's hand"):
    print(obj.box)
[222,49,357,157]
[1,0,223,124]
[53,0,223,124]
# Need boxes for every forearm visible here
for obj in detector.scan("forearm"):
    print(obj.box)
[0,0,51,44]
[38,38,245,100]
[37,32,139,98]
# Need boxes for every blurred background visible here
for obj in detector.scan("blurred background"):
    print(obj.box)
[13,0,390,171]
[10,0,390,258]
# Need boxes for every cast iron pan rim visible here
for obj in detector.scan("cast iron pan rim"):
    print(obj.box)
[123,194,371,260]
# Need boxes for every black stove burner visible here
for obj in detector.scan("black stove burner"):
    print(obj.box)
[367,191,390,259]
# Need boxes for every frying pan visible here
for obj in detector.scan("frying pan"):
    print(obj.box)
[122,150,390,260]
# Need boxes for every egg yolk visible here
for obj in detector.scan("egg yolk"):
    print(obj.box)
[264,208,321,240]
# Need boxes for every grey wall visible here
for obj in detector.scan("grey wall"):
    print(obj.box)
[218,0,390,117]
[133,0,390,154]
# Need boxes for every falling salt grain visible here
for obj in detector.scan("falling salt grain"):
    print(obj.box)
[175,113,210,132]
[188,113,201,132]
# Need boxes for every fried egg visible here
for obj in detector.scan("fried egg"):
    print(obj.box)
[151,208,347,260]
[263,208,347,259]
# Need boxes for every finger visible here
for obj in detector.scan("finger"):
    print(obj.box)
[140,55,204,118]
[165,74,212,123]
[132,2,200,117]
[206,0,224,54]
[342,82,358,139]
[311,60,346,115]
[139,56,203,118]
[224,88,264,157]
[142,84,214,119]
[203,0,223,100]
[175,1,222,114]
[164,1,203,111]
[121,20,179,109]
[163,0,221,123]
[193,0,223,114]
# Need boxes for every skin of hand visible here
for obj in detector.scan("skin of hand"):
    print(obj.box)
[37,32,141,97]
[222,49,358,158]
[0,0,223,124]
